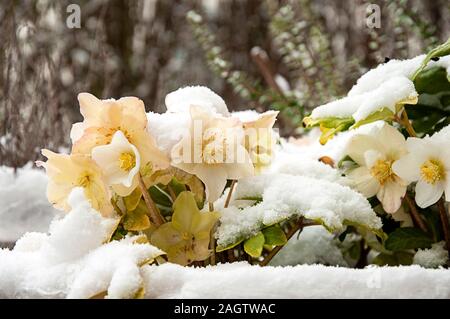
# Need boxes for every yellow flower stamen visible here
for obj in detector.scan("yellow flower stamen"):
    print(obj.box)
[371,159,394,184]
[202,129,226,164]
[119,152,136,171]
[76,173,91,187]
[420,159,445,184]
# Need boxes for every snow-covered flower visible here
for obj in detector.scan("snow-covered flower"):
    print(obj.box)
[165,86,230,116]
[71,93,169,175]
[151,191,219,266]
[38,149,113,217]
[392,129,450,208]
[91,131,141,197]
[345,123,408,213]
[171,106,254,202]
[233,110,279,172]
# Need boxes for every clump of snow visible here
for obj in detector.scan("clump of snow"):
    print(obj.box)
[310,54,450,122]
[413,242,448,268]
[215,174,381,248]
[0,165,56,243]
[268,152,349,186]
[165,86,230,116]
[0,188,164,299]
[142,262,450,298]
[269,226,348,267]
[146,111,190,156]
[311,77,417,122]
[349,55,425,96]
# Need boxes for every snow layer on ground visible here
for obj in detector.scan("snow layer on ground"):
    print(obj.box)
[0,165,56,243]
[0,188,163,299]
[142,262,450,298]
[215,173,381,247]
[269,226,348,267]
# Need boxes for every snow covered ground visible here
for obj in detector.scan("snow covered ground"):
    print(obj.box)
[143,262,450,299]
[0,165,56,246]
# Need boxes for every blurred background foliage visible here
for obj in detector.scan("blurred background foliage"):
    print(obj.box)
[1,0,449,168]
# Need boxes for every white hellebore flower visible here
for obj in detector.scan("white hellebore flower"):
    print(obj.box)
[171,106,254,202]
[393,130,450,208]
[345,123,408,213]
[91,130,141,197]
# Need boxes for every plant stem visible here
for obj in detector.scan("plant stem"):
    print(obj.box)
[167,184,177,202]
[404,194,428,233]
[400,109,417,137]
[437,197,450,257]
[224,180,237,208]
[137,173,165,227]
[259,218,304,266]
[209,202,216,265]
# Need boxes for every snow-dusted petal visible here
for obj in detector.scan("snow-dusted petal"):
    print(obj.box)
[392,155,421,182]
[91,130,141,188]
[194,165,228,203]
[376,179,406,214]
[347,166,379,198]
[415,180,445,208]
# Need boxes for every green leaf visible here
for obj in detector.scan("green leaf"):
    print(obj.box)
[414,66,450,94]
[351,107,394,129]
[148,185,173,208]
[123,200,151,231]
[123,188,142,211]
[216,238,244,252]
[243,232,265,258]
[385,227,433,251]
[412,37,450,81]
[262,225,287,246]
[372,251,414,266]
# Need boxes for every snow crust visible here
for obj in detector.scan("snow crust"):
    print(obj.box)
[142,262,450,298]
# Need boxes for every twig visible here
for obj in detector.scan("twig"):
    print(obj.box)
[259,218,304,266]
[224,180,237,208]
[137,173,165,226]
[404,194,428,233]
[437,198,450,257]
[250,47,285,98]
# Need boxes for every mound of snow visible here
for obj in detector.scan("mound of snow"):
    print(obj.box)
[413,242,448,268]
[215,173,381,248]
[0,165,56,243]
[0,188,164,299]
